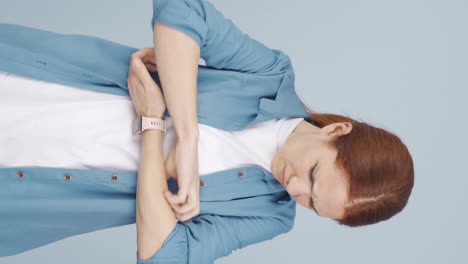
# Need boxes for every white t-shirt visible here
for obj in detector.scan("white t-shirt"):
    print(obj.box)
[0,71,304,176]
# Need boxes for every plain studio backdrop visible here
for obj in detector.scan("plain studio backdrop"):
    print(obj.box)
[1,0,467,263]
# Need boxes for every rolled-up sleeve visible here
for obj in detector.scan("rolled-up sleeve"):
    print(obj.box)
[136,214,291,264]
[151,0,293,75]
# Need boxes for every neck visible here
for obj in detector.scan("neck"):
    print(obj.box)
[286,120,321,141]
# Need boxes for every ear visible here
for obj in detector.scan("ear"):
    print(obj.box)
[322,122,351,137]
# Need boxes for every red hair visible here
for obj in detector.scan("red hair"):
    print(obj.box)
[300,102,415,227]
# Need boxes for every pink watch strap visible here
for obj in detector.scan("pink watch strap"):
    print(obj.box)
[142,116,166,133]
[132,115,166,135]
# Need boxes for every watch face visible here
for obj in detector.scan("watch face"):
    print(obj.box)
[132,116,142,134]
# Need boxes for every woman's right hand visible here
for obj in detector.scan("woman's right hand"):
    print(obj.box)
[127,47,165,117]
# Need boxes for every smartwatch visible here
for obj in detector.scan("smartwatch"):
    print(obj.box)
[132,115,166,135]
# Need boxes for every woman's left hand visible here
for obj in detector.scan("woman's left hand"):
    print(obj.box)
[127,47,166,117]
[164,138,200,222]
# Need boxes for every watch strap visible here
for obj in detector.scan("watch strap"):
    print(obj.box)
[132,115,166,135]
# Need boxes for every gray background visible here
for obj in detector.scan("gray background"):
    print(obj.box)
[1,0,467,263]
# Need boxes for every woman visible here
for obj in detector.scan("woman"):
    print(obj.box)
[0,0,414,263]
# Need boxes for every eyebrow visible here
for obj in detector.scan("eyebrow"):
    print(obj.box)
[309,164,319,216]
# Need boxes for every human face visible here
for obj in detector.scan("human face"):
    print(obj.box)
[271,121,352,220]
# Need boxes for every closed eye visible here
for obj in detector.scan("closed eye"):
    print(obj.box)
[309,165,319,215]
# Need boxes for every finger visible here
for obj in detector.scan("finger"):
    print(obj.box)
[168,193,192,214]
[175,201,194,215]
[128,71,138,88]
[176,212,188,222]
[146,56,157,65]
[131,56,144,69]
[165,187,186,204]
[135,48,156,65]
[177,190,200,215]
[176,208,196,222]
[144,52,157,65]
[169,190,187,205]
[131,68,147,93]
[165,191,187,214]
[177,207,199,222]
[145,63,158,72]
[165,191,180,207]
[134,61,157,87]
[175,190,188,205]
[131,48,150,61]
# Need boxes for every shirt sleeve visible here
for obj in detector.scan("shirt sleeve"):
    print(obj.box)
[136,214,292,264]
[151,0,293,75]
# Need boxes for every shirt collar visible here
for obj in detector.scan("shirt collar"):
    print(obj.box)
[257,74,311,121]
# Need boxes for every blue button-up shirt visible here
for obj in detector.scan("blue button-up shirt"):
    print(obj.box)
[0,0,312,263]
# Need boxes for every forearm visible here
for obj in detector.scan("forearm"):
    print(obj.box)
[136,128,177,261]
[153,22,200,139]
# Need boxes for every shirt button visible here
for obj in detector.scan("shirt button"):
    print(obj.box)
[17,171,25,178]
[199,181,205,188]
[111,175,118,182]
[237,171,244,178]
[64,174,72,181]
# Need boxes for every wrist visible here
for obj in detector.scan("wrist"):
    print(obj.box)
[141,129,164,136]
[133,114,166,135]
[177,130,199,144]
[175,123,199,137]
[141,113,165,119]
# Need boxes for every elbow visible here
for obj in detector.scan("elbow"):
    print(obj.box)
[136,224,189,263]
